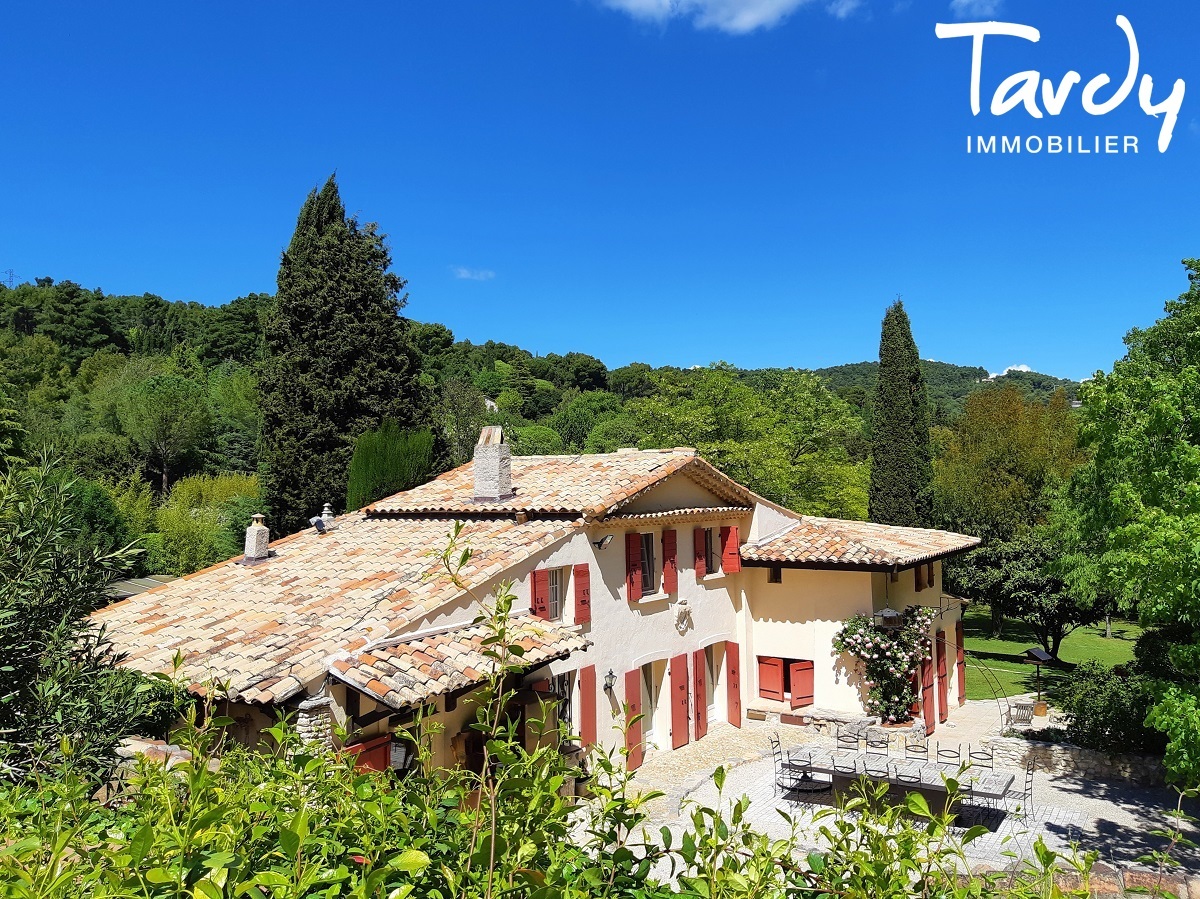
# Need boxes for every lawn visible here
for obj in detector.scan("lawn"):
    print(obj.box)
[959,604,1141,703]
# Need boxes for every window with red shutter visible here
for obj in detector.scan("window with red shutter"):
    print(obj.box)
[573,563,591,624]
[531,569,550,620]
[757,656,784,701]
[693,528,707,578]
[625,533,642,601]
[720,526,741,573]
[789,661,814,709]
[579,665,597,747]
[915,564,926,592]
[662,530,678,594]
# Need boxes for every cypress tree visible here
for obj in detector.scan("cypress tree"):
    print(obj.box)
[868,299,933,527]
[260,176,424,533]
[345,422,435,511]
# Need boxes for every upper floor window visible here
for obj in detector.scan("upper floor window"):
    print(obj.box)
[547,568,564,620]
[640,533,657,594]
[704,528,721,576]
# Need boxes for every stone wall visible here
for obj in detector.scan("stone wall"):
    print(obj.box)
[296,695,335,746]
[985,734,1163,786]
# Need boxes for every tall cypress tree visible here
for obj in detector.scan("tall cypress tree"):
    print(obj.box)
[868,299,933,527]
[260,176,424,533]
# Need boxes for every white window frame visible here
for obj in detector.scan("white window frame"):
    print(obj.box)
[705,528,722,576]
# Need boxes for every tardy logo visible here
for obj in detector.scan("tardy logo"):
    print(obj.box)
[935,16,1186,155]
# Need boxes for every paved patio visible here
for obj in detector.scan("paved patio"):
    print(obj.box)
[630,702,1200,873]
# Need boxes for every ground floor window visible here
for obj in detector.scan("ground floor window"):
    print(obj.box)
[757,656,814,709]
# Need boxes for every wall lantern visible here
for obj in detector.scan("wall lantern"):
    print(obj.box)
[603,669,617,692]
[875,607,902,629]
[592,535,614,550]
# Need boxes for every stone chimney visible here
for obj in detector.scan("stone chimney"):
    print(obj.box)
[244,513,270,562]
[473,426,513,502]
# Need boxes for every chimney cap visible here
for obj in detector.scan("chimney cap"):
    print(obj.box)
[478,425,504,446]
[251,512,265,526]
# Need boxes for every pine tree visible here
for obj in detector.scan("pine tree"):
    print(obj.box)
[0,375,26,472]
[868,299,933,527]
[260,176,424,533]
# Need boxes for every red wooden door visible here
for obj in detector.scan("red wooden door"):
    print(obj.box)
[693,648,708,740]
[579,665,597,748]
[758,656,784,701]
[789,660,814,709]
[936,630,949,723]
[955,619,966,705]
[670,654,689,749]
[624,669,643,770]
[921,655,935,735]
[725,641,741,727]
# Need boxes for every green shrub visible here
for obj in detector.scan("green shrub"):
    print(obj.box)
[512,425,564,456]
[345,422,435,511]
[152,473,262,575]
[1058,660,1166,754]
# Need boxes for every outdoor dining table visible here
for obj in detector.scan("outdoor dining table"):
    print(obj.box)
[784,747,1014,813]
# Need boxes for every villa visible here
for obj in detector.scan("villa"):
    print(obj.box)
[96,428,980,772]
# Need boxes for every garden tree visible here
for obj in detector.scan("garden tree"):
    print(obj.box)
[259,175,425,533]
[583,413,642,453]
[436,379,489,467]
[345,422,435,511]
[932,386,1087,632]
[1073,258,1200,629]
[117,374,213,493]
[204,362,261,474]
[955,516,1099,659]
[0,459,177,780]
[868,300,933,527]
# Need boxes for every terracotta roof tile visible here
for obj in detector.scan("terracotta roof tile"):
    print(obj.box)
[328,615,589,710]
[366,450,755,519]
[94,516,577,704]
[741,517,980,568]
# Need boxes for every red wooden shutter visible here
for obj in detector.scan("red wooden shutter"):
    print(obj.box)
[758,656,784,701]
[573,563,591,624]
[346,733,392,773]
[692,648,708,741]
[624,669,643,770]
[662,530,678,594]
[579,665,597,748]
[955,619,966,705]
[625,533,642,601]
[915,564,926,592]
[909,671,921,717]
[789,660,814,709]
[725,641,741,727]
[936,630,949,723]
[693,528,707,578]
[926,562,935,589]
[720,526,741,573]
[921,653,935,735]
[670,654,689,749]
[531,569,550,620]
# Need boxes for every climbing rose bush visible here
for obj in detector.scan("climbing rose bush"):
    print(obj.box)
[833,605,938,723]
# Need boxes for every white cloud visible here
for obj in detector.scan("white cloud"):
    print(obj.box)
[600,0,821,34]
[452,266,496,281]
[826,0,864,19]
[987,363,1032,379]
[948,0,1003,18]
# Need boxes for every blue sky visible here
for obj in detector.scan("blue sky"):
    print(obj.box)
[1,1,1197,381]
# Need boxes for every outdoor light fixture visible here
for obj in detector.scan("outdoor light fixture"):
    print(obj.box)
[592,535,614,550]
[603,669,617,692]
[876,607,902,629]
